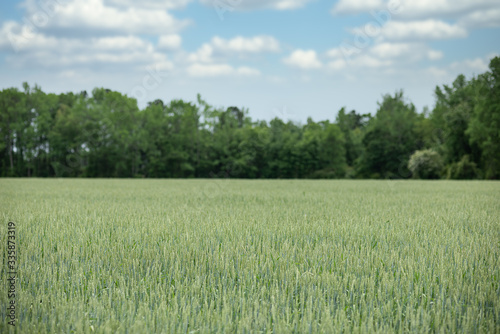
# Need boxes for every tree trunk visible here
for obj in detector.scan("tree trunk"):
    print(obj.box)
[7,127,14,172]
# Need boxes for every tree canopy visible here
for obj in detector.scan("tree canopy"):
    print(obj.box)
[1,57,499,179]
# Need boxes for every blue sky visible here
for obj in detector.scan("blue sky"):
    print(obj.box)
[1,0,499,122]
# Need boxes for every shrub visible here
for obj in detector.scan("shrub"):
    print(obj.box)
[447,155,479,179]
[408,149,444,179]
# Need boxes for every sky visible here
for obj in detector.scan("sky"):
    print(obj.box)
[0,0,499,123]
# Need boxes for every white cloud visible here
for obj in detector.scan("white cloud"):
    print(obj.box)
[325,41,443,71]
[0,24,171,70]
[427,50,443,60]
[325,48,344,59]
[332,0,385,15]
[104,0,192,10]
[158,34,182,50]
[332,0,500,19]
[283,50,322,69]
[1,22,150,52]
[425,55,496,81]
[211,36,280,53]
[200,0,314,11]
[0,21,58,52]
[459,8,500,28]
[326,54,391,71]
[188,35,280,63]
[378,20,467,40]
[9,48,170,69]
[20,0,189,36]
[271,0,314,10]
[325,53,394,74]
[188,44,215,63]
[327,58,348,71]
[93,35,153,51]
[369,42,443,60]
[395,0,500,19]
[186,63,260,77]
[369,42,413,58]
[237,66,261,76]
[450,57,490,73]
[347,54,392,68]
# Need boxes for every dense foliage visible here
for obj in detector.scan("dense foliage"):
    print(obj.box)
[408,149,444,179]
[1,57,498,179]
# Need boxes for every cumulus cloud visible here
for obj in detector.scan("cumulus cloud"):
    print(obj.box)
[345,19,466,45]
[185,36,272,77]
[19,0,190,36]
[425,55,497,81]
[104,0,192,10]
[0,21,57,52]
[377,20,467,40]
[188,35,280,63]
[450,57,491,73]
[332,0,500,19]
[329,0,499,54]
[327,58,348,71]
[368,42,414,58]
[211,36,280,53]
[186,63,260,77]
[459,8,500,28]
[1,22,148,53]
[188,44,214,63]
[325,1,483,77]
[0,23,171,70]
[370,42,442,60]
[325,41,443,71]
[283,50,322,69]
[427,50,443,60]
[0,0,192,75]
[332,0,385,15]
[326,55,391,71]
[200,0,314,11]
[158,34,182,50]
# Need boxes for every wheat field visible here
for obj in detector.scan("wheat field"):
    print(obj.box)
[1,179,499,333]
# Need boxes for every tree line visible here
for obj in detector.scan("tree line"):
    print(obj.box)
[1,57,499,179]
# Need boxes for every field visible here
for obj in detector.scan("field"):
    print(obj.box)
[0,179,499,333]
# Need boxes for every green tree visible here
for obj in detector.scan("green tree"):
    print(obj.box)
[430,75,481,167]
[446,155,479,179]
[466,57,500,179]
[335,108,369,177]
[265,118,301,178]
[0,87,26,176]
[357,91,421,178]
[233,122,270,178]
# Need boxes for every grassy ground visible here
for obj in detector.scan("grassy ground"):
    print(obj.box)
[0,179,499,333]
